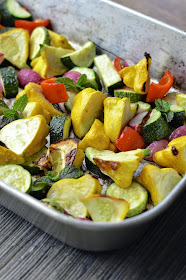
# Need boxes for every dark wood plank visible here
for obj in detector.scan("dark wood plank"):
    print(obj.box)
[113,0,186,30]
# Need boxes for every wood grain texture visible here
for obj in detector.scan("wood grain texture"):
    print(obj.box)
[113,0,186,31]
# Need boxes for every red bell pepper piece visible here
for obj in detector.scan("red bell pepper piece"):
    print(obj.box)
[0,24,4,29]
[14,19,50,35]
[146,71,173,102]
[114,126,146,152]
[40,77,69,104]
[114,57,123,72]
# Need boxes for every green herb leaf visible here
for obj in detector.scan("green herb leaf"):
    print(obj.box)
[55,77,75,91]
[15,111,24,119]
[155,99,171,113]
[3,109,17,119]
[0,100,8,109]
[76,74,87,87]
[58,166,83,180]
[13,94,28,112]
[46,171,59,181]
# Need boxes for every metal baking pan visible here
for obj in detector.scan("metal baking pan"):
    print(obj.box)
[0,0,186,251]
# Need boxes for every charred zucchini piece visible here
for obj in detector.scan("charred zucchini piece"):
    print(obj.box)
[50,115,71,144]
[142,109,170,145]
[22,146,47,175]
[0,66,18,98]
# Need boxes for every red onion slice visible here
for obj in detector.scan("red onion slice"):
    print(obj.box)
[145,140,169,161]
[63,71,81,84]
[169,125,186,141]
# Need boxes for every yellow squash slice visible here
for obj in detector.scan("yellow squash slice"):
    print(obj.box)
[47,174,102,218]
[71,88,105,139]
[136,165,182,204]
[16,83,63,121]
[0,28,29,69]
[104,97,135,142]
[78,119,110,151]
[83,195,129,222]
[0,115,49,157]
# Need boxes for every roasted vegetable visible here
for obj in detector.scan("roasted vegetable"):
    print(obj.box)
[142,109,170,144]
[94,54,123,93]
[50,115,71,144]
[104,97,135,142]
[0,145,24,165]
[16,83,63,121]
[0,28,29,68]
[78,119,110,151]
[90,148,145,188]
[0,115,49,157]
[31,45,73,78]
[136,165,182,204]
[35,138,84,174]
[119,53,151,94]
[106,181,148,217]
[71,88,105,139]
[153,136,186,174]
[83,195,129,222]
[47,174,102,218]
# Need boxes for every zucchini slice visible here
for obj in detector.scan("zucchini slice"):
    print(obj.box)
[71,66,101,90]
[64,90,77,112]
[0,164,31,193]
[114,88,145,103]
[29,26,50,60]
[6,0,31,19]
[0,66,18,98]
[136,101,151,114]
[61,41,96,69]
[22,146,47,175]
[169,104,185,128]
[0,0,31,26]
[94,54,123,93]
[50,115,71,144]
[142,109,170,144]
[106,182,148,217]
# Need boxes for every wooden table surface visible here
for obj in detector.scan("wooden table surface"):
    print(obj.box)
[0,1,186,280]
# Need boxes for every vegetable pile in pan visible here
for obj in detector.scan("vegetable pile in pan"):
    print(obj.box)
[0,0,185,222]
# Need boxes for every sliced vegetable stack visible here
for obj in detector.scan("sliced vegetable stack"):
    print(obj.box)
[0,0,185,223]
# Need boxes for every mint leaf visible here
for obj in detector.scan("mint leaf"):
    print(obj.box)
[46,171,59,181]
[58,166,83,180]
[3,109,17,119]
[15,111,24,119]
[55,77,75,91]
[76,74,87,87]
[155,99,171,113]
[13,94,28,112]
